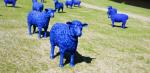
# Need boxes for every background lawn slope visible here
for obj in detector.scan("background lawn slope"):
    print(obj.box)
[83,0,150,17]
[0,0,150,73]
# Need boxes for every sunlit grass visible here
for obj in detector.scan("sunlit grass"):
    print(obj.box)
[0,0,150,73]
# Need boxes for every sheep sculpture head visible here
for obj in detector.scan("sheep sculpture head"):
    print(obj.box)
[44,8,56,18]
[107,6,117,18]
[66,20,88,37]
[108,6,112,10]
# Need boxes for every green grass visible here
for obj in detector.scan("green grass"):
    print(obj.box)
[0,0,150,73]
[83,0,150,17]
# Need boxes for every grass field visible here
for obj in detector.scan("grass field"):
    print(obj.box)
[0,0,150,73]
[83,0,150,17]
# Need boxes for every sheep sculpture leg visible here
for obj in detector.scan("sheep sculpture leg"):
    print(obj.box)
[50,33,55,59]
[28,24,32,35]
[122,21,127,29]
[78,4,80,7]
[4,3,7,7]
[38,27,42,38]
[50,45,55,59]
[44,27,48,38]
[12,2,16,7]
[66,5,68,8]
[70,53,75,67]
[111,20,115,27]
[33,25,36,34]
[70,5,73,9]
[62,8,64,12]
[58,8,61,13]
[59,51,65,67]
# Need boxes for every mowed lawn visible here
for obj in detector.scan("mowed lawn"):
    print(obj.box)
[83,0,150,17]
[0,0,150,73]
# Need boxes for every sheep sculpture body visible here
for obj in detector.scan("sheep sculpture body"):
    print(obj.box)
[73,0,81,7]
[4,0,17,7]
[50,20,88,67]
[32,0,44,12]
[27,8,55,38]
[107,6,128,28]
[65,0,73,8]
[54,0,64,13]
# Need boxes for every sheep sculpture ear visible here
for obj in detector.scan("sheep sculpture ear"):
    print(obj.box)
[45,9,48,12]
[108,6,112,10]
[66,21,72,25]
[66,21,72,29]
[82,23,88,27]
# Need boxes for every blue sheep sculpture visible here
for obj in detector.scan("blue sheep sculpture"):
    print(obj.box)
[73,0,81,7]
[50,20,88,67]
[27,8,55,38]
[32,0,44,12]
[65,0,73,9]
[4,0,17,7]
[54,0,64,13]
[107,6,128,28]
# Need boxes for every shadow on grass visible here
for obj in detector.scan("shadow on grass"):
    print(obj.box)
[114,25,128,29]
[54,51,95,66]
[66,6,82,9]
[58,12,67,14]
[73,6,82,8]
[109,24,128,29]
[110,0,150,9]
[6,6,22,8]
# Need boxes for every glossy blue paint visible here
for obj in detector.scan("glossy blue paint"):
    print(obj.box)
[54,0,64,13]
[73,0,81,7]
[65,0,73,9]
[32,0,44,12]
[49,20,88,67]
[107,6,128,28]
[27,8,55,38]
[4,0,17,7]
